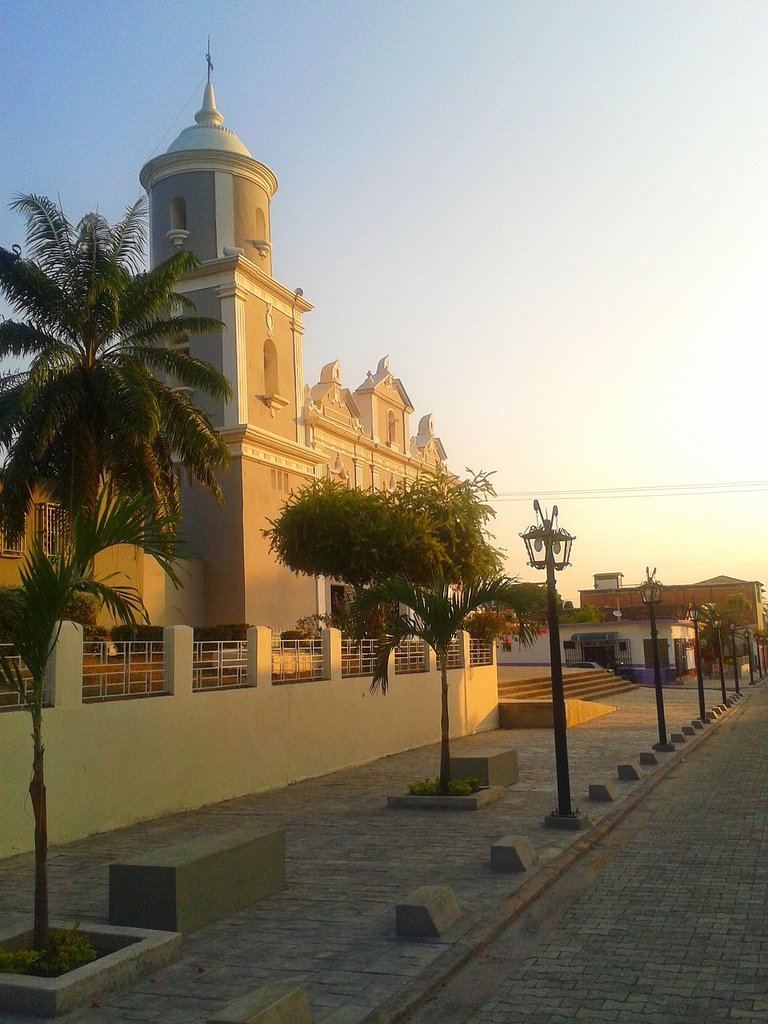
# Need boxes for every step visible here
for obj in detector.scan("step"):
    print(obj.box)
[498,678,636,701]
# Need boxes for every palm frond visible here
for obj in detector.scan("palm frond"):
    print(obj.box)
[10,195,75,279]
[108,197,148,273]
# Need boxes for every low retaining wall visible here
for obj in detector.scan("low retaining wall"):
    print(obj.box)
[0,626,498,858]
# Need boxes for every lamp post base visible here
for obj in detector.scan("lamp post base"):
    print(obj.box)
[652,741,676,752]
[544,811,591,831]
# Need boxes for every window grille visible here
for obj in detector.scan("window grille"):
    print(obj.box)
[643,638,670,669]
[0,525,26,558]
[35,503,70,557]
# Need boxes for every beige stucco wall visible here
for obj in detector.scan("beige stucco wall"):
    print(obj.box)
[0,627,499,858]
[143,554,205,626]
[240,456,316,631]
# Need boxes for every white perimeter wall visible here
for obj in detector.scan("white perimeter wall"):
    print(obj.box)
[0,626,498,858]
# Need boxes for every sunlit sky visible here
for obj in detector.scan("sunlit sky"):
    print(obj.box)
[3,1,767,603]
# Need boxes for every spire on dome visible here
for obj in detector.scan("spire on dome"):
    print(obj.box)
[195,83,224,128]
[196,38,224,128]
[162,54,251,156]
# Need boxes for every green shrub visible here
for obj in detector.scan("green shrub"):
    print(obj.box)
[406,776,484,796]
[194,623,251,641]
[0,927,96,977]
[111,624,164,642]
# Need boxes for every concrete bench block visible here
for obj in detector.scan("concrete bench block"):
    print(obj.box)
[396,885,461,938]
[588,781,619,802]
[639,752,659,766]
[451,748,519,787]
[109,827,285,933]
[691,719,705,729]
[617,763,642,781]
[682,725,696,736]
[208,983,313,1024]
[490,835,538,872]
[704,712,716,722]
[670,733,686,744]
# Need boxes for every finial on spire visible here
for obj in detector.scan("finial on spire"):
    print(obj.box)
[206,36,214,83]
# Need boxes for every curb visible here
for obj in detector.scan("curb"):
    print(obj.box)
[361,684,759,1024]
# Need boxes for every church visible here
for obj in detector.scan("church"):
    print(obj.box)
[136,75,447,630]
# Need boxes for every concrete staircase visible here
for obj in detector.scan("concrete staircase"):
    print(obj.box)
[497,668,638,729]
[498,667,637,703]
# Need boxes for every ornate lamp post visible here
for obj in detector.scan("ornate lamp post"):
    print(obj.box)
[712,613,727,703]
[688,602,707,723]
[520,501,586,830]
[640,568,674,752]
[730,624,741,695]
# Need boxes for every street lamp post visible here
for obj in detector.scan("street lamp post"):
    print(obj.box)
[521,501,587,830]
[713,614,727,703]
[730,625,741,695]
[688,602,707,723]
[640,568,674,752]
[742,629,755,687]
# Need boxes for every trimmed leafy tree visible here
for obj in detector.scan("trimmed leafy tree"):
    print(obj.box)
[265,467,503,590]
[0,194,232,536]
[355,576,540,794]
[0,490,179,951]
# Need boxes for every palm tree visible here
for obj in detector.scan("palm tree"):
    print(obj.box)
[0,489,180,951]
[0,194,232,536]
[356,576,540,794]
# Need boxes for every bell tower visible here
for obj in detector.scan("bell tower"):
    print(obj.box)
[138,66,324,627]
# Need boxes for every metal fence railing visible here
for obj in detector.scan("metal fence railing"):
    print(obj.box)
[468,639,493,666]
[394,639,426,674]
[341,638,380,678]
[82,641,167,702]
[271,639,324,683]
[0,644,33,711]
[193,641,249,691]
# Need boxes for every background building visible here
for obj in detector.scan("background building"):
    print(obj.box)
[579,571,765,631]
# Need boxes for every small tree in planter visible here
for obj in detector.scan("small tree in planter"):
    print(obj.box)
[354,575,540,795]
[0,490,178,952]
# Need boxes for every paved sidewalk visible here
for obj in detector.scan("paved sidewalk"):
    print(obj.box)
[0,679,760,1024]
[404,685,768,1023]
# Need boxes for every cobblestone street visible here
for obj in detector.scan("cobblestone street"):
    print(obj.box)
[405,685,768,1023]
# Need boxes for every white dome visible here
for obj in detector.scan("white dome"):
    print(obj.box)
[166,82,252,157]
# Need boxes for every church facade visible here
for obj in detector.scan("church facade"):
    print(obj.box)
[136,78,446,630]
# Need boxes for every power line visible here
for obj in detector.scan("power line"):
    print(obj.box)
[492,479,768,502]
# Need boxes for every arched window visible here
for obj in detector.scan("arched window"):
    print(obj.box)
[387,410,397,446]
[264,339,278,396]
[170,197,187,231]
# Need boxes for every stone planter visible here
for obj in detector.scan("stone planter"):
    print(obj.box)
[0,920,181,1017]
[387,786,504,810]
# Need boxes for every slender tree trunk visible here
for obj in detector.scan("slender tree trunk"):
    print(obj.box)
[437,656,451,795]
[30,704,49,950]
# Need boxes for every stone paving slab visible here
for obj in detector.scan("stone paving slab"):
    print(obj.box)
[0,680,757,1024]
[399,683,768,1024]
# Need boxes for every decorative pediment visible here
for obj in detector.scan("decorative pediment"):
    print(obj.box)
[354,355,414,412]
[306,360,363,428]
[411,412,447,463]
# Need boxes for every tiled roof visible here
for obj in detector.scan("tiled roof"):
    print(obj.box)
[573,604,691,624]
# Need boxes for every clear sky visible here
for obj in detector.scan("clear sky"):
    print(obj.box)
[2,0,767,603]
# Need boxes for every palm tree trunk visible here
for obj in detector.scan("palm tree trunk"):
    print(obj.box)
[437,656,451,795]
[30,704,49,950]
